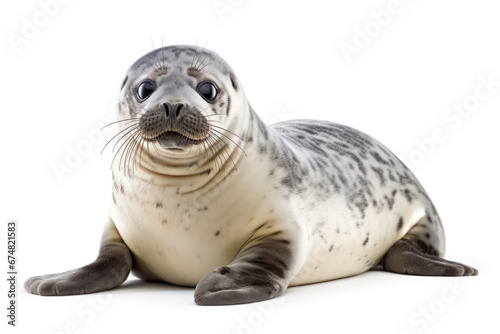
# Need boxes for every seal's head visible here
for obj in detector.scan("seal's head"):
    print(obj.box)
[113,45,248,175]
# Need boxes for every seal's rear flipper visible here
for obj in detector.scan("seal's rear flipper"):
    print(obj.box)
[382,237,478,276]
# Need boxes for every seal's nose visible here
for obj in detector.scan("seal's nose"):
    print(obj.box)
[163,102,184,119]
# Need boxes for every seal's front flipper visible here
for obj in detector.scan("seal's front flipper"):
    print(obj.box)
[382,237,478,276]
[25,219,132,296]
[24,245,132,295]
[194,236,296,305]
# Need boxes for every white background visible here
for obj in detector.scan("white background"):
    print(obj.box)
[1,0,498,333]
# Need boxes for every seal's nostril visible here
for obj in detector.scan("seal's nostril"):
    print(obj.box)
[174,103,183,118]
[163,102,184,119]
[162,102,172,117]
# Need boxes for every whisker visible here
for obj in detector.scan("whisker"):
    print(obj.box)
[101,123,139,155]
[218,136,238,173]
[209,124,245,142]
[111,125,140,153]
[198,105,212,113]
[193,43,203,69]
[209,128,246,156]
[136,136,147,170]
[155,45,168,73]
[144,139,153,164]
[119,130,141,175]
[127,132,143,174]
[111,128,138,171]
[207,132,238,172]
[101,118,140,131]
[151,37,156,51]
[122,130,137,173]
[207,120,225,127]
[196,43,213,71]
[194,40,209,70]
[197,61,212,72]
[205,134,225,172]
[204,113,228,117]
[145,38,168,74]
[146,50,161,73]
[190,36,199,68]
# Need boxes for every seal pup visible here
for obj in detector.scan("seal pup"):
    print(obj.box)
[25,45,477,305]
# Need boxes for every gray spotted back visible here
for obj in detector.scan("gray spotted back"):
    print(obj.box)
[270,119,444,253]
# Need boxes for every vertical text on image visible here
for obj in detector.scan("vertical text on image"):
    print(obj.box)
[6,221,18,326]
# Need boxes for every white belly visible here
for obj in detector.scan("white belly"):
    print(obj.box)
[109,169,283,287]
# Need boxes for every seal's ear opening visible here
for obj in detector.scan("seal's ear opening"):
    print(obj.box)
[120,75,129,91]
[230,74,238,92]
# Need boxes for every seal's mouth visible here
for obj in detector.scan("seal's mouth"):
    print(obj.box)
[153,130,206,149]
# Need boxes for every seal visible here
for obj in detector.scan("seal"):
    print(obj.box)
[25,45,477,305]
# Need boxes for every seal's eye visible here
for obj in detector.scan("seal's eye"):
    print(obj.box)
[197,81,218,102]
[137,80,156,100]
